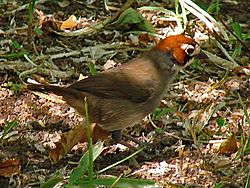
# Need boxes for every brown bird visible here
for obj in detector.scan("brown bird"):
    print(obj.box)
[27,34,200,141]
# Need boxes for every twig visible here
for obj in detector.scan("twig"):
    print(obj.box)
[23,54,37,67]
[5,0,49,15]
[215,40,239,67]
[18,66,76,81]
[148,114,192,142]
[217,16,250,53]
[54,0,136,37]
[179,0,228,41]
[34,42,124,61]
[106,0,136,25]
[52,20,109,37]
[202,50,239,69]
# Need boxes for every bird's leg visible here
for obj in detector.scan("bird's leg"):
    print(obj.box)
[111,130,138,151]
[112,130,154,160]
[111,130,123,140]
[122,133,155,152]
[122,133,145,146]
[112,130,151,153]
[112,130,153,149]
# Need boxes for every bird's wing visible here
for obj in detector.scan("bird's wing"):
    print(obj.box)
[69,72,156,103]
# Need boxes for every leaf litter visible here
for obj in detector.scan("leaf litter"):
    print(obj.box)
[0,0,249,187]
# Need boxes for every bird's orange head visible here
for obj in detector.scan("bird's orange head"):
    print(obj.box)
[154,34,200,66]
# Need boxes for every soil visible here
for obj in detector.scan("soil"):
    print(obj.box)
[0,0,249,187]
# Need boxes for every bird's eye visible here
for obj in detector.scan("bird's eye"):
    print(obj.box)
[186,45,195,55]
[181,43,200,57]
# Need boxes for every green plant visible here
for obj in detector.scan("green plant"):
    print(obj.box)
[12,40,21,49]
[0,121,18,141]
[40,171,63,188]
[189,59,204,71]
[245,174,250,188]
[87,63,99,76]
[27,0,37,45]
[7,81,24,95]
[84,97,94,187]
[40,98,155,187]
[153,107,174,121]
[207,0,220,14]
[34,27,43,36]
[236,93,250,159]
[216,118,227,127]
[115,7,156,33]
[231,22,250,59]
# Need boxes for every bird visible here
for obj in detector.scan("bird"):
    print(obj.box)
[27,34,201,141]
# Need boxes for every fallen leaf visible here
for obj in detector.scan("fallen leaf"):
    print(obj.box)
[49,123,109,163]
[58,0,70,8]
[115,8,156,33]
[0,159,20,177]
[60,15,78,30]
[103,60,116,70]
[218,134,238,155]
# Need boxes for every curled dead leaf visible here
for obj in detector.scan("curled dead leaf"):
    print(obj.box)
[60,15,78,30]
[58,0,70,8]
[0,159,20,177]
[49,123,109,164]
[218,134,238,155]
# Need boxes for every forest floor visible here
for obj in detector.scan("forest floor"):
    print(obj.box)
[0,0,249,187]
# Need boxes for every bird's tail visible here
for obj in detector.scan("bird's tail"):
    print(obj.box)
[26,83,70,96]
[26,83,87,115]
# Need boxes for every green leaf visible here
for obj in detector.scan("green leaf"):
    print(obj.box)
[243,30,250,40]
[232,22,242,38]
[69,141,104,184]
[231,23,250,58]
[34,27,43,36]
[0,49,27,59]
[40,171,63,188]
[214,182,224,188]
[138,6,176,16]
[189,59,204,71]
[0,121,18,141]
[7,81,24,95]
[116,8,155,33]
[243,135,250,155]
[215,0,220,14]
[216,118,226,127]
[87,63,98,76]
[207,0,220,14]
[137,21,155,33]
[232,43,242,58]
[207,3,216,14]
[74,177,158,188]
[12,40,21,49]
[155,127,164,135]
[153,107,173,120]
[116,8,144,26]
[28,0,36,24]
[245,174,250,188]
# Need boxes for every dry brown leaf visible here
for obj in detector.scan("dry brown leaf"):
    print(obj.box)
[175,111,188,120]
[60,15,78,30]
[218,134,238,155]
[232,66,250,76]
[138,33,154,46]
[58,0,70,8]
[49,123,109,163]
[0,159,20,177]
[103,60,117,70]
[49,123,86,163]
